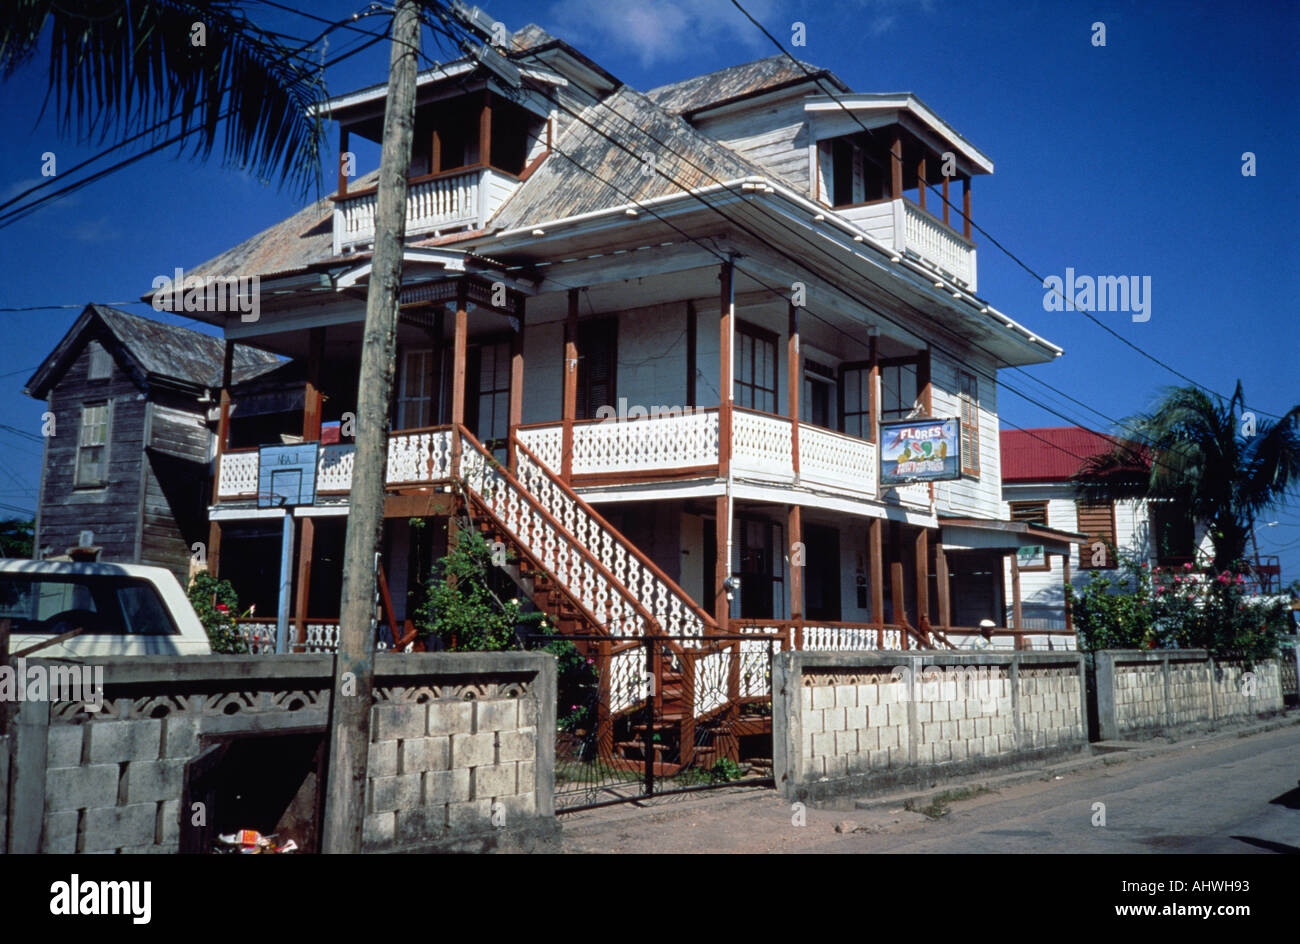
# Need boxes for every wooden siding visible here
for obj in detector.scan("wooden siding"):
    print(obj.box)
[694,95,812,194]
[931,348,1002,519]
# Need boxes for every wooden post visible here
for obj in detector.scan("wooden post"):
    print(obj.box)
[216,339,234,456]
[935,541,951,629]
[962,177,972,239]
[1009,552,1024,649]
[868,333,879,444]
[431,128,441,175]
[942,173,951,226]
[686,300,697,408]
[507,298,525,472]
[561,288,579,482]
[206,520,222,578]
[293,517,315,651]
[914,528,930,640]
[1062,551,1074,633]
[322,0,421,855]
[478,90,492,168]
[788,504,803,649]
[889,131,904,200]
[917,157,926,211]
[450,283,468,478]
[891,560,908,648]
[715,259,735,631]
[303,327,325,441]
[869,517,885,628]
[338,128,350,197]
[788,300,800,476]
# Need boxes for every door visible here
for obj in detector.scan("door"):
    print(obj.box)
[466,339,511,459]
[803,524,842,621]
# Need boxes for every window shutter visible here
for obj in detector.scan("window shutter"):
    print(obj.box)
[1076,500,1117,568]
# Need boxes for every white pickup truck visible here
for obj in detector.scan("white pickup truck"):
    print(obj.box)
[0,560,211,657]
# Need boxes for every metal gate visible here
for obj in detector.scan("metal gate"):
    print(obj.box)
[544,634,781,812]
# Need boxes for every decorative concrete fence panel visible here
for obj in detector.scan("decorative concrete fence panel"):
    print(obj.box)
[773,650,1087,801]
[1094,650,1284,740]
[3,652,555,854]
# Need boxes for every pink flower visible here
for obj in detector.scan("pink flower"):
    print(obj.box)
[1235,574,1246,585]
[1217,574,1230,584]
[1174,576,1183,584]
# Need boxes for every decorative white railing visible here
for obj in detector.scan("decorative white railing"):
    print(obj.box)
[235,620,389,655]
[802,624,902,651]
[386,429,453,485]
[460,433,651,638]
[731,409,793,482]
[317,444,354,492]
[335,169,479,253]
[216,450,259,499]
[693,649,731,717]
[516,425,563,473]
[799,423,876,497]
[609,646,649,714]
[902,200,976,290]
[512,438,711,643]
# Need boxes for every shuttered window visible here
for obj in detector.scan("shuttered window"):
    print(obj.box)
[1009,500,1048,527]
[76,402,110,487]
[1076,500,1118,569]
[576,320,616,420]
[87,341,113,381]
[958,370,980,476]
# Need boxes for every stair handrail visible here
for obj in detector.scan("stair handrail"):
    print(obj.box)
[455,427,661,639]
[511,432,720,643]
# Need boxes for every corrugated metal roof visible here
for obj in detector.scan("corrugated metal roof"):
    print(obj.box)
[645,54,846,116]
[1000,427,1147,483]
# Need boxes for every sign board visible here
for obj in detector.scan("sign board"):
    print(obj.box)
[879,418,961,485]
[1016,545,1047,568]
[257,443,319,508]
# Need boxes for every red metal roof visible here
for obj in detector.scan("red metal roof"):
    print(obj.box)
[1000,426,1146,483]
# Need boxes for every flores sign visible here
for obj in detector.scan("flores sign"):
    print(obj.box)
[879,418,960,484]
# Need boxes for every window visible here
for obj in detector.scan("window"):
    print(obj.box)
[0,573,179,635]
[87,341,112,381]
[576,320,617,421]
[1076,500,1118,569]
[75,402,109,487]
[467,340,511,445]
[958,370,980,477]
[880,362,918,422]
[801,360,835,429]
[1009,500,1048,527]
[1150,501,1195,566]
[734,322,777,414]
[841,365,872,439]
[397,349,438,429]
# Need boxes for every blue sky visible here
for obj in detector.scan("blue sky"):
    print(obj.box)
[1,0,1297,575]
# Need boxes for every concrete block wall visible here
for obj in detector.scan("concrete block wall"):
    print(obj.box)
[774,650,1087,800]
[5,652,555,854]
[1095,650,1284,740]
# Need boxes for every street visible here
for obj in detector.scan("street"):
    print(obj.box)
[560,723,1300,853]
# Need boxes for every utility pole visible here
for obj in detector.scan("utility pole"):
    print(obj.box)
[322,0,421,854]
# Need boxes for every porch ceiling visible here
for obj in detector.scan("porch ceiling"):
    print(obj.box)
[939,516,1084,554]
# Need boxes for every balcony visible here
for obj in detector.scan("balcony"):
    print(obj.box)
[838,198,977,291]
[332,166,521,255]
[213,412,879,503]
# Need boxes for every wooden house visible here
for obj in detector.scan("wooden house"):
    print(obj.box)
[24,304,278,583]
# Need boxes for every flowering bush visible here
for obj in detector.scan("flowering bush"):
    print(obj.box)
[1068,552,1285,662]
[186,571,249,654]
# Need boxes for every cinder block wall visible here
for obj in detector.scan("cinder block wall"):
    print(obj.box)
[1095,650,1283,740]
[5,652,555,854]
[773,651,1087,801]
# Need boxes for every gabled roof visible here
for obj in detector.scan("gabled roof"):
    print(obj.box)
[1000,427,1148,484]
[491,86,777,230]
[645,54,848,116]
[25,305,279,399]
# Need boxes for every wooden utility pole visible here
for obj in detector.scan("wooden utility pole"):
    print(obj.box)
[322,0,420,854]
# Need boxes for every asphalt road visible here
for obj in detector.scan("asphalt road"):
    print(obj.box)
[559,723,1300,853]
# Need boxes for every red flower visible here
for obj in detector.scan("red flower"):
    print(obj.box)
[215,604,229,613]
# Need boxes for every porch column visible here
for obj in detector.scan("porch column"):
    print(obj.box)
[1009,552,1024,650]
[942,173,951,226]
[208,339,234,575]
[450,283,468,479]
[293,516,315,652]
[337,128,349,197]
[478,90,492,168]
[715,259,735,630]
[935,541,951,629]
[507,298,526,473]
[891,559,909,649]
[963,177,972,239]
[431,128,441,175]
[561,288,579,482]
[1062,551,1074,634]
[869,516,885,627]
[914,527,930,643]
[787,299,800,476]
[890,131,904,200]
[917,156,926,211]
[303,326,325,441]
[206,520,222,578]
[788,504,803,649]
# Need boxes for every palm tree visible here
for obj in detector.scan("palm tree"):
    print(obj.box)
[1076,382,1300,571]
[1,0,325,196]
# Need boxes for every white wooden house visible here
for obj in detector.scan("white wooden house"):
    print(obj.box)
[166,20,1087,749]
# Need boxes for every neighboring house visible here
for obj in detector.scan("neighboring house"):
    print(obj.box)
[999,426,1213,631]
[23,304,278,584]
[163,20,1086,682]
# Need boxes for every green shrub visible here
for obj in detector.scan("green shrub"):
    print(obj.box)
[186,571,248,654]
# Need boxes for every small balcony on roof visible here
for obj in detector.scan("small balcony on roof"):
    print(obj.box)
[809,93,992,292]
[316,62,555,256]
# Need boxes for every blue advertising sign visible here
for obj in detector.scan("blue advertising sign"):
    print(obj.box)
[257,443,319,507]
[879,418,961,484]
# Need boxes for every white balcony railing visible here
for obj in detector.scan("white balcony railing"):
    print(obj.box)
[838,197,977,291]
[332,166,521,255]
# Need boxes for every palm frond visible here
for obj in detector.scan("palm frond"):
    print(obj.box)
[2,0,326,196]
